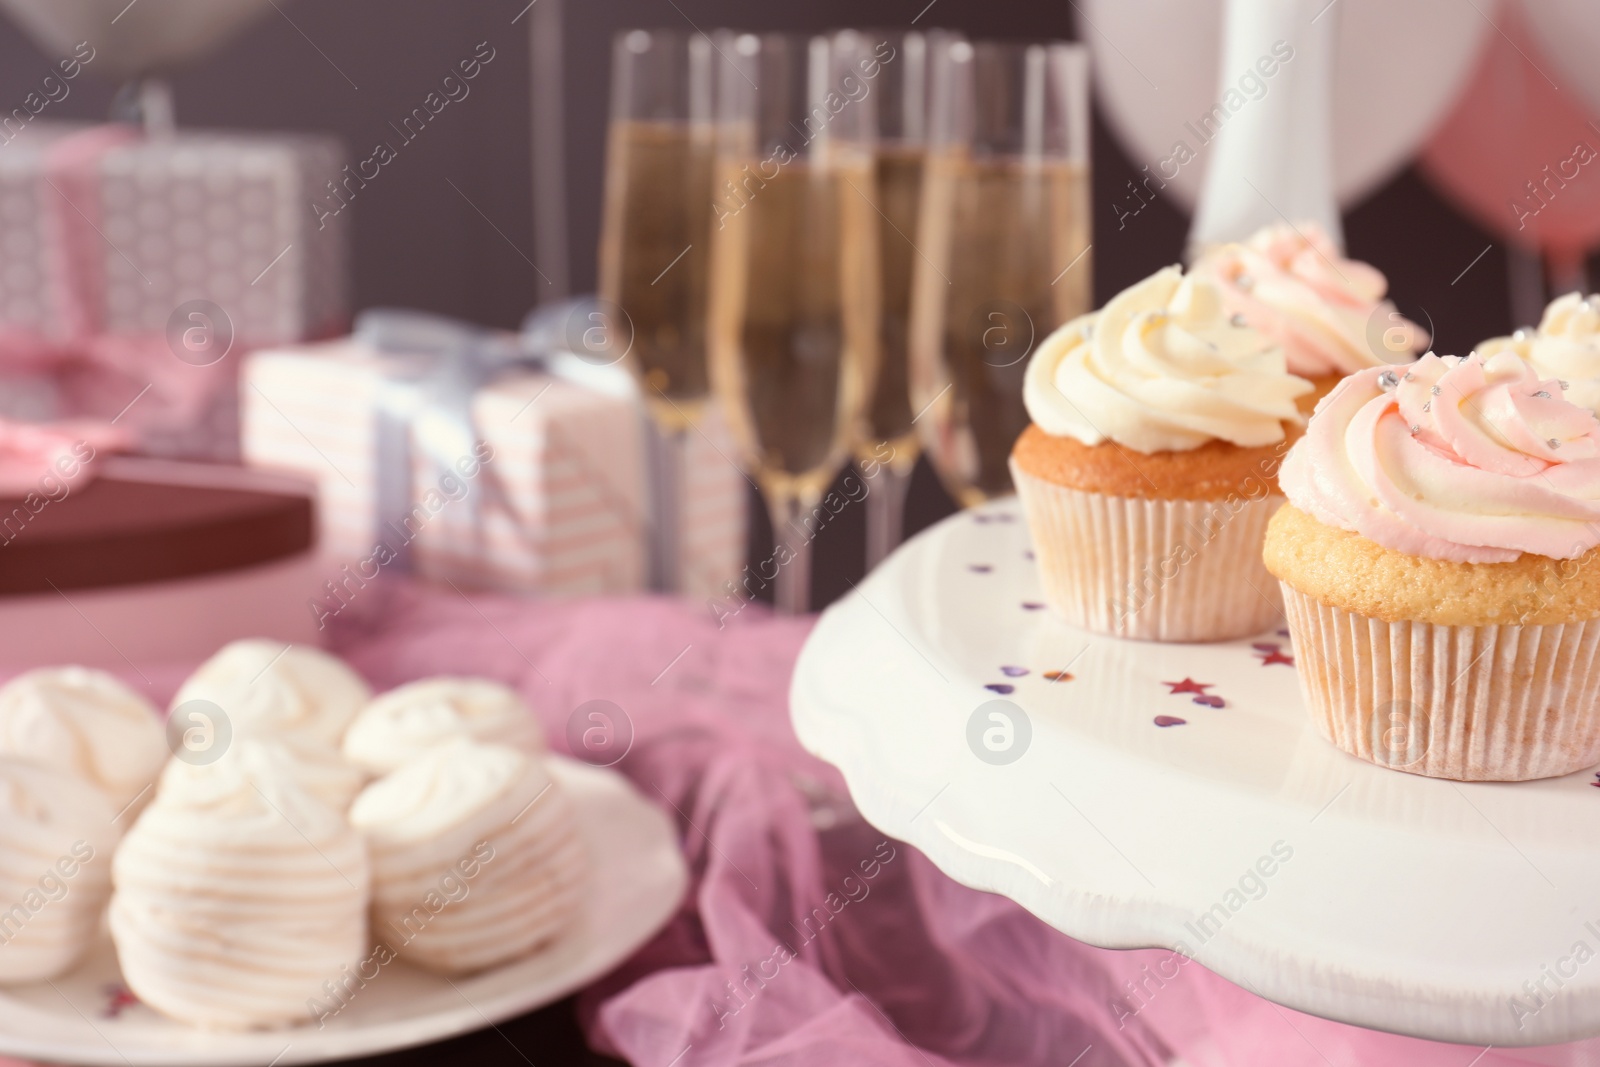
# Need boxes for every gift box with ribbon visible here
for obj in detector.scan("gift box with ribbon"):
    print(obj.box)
[241,309,747,604]
[0,121,347,459]
[244,313,644,602]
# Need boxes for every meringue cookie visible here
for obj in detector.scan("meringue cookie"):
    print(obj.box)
[171,640,371,749]
[342,678,545,775]
[160,735,366,815]
[0,667,166,816]
[349,740,587,975]
[0,759,117,983]
[110,745,370,1029]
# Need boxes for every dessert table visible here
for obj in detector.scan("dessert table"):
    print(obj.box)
[10,578,1600,1066]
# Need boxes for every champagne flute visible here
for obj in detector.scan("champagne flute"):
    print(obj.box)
[909,39,1092,506]
[853,29,960,570]
[708,31,881,614]
[597,28,723,593]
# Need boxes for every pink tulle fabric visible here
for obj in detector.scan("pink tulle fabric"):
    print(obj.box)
[31,583,1600,1067]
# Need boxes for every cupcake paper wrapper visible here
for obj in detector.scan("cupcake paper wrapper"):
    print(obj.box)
[1010,460,1284,642]
[1280,583,1600,781]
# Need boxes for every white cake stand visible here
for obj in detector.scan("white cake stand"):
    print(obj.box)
[790,499,1600,1047]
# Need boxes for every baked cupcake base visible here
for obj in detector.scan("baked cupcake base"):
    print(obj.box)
[1266,504,1600,781]
[1010,426,1294,642]
[1281,584,1600,781]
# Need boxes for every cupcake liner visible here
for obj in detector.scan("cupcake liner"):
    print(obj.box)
[1011,459,1284,642]
[1280,583,1600,781]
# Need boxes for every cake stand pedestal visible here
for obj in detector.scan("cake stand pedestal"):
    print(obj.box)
[790,499,1600,1047]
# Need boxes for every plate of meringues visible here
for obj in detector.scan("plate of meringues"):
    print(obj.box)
[0,642,687,1066]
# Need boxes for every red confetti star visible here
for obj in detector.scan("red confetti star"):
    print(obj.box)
[1257,649,1295,667]
[1162,678,1212,695]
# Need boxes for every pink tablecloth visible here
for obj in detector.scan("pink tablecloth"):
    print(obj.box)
[107,585,1600,1066]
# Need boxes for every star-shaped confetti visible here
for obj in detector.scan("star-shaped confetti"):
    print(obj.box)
[1162,678,1213,695]
[1253,643,1294,667]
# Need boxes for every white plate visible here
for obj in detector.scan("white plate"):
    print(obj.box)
[0,756,687,1066]
[790,500,1600,1048]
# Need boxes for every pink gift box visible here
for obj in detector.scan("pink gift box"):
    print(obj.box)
[0,122,347,459]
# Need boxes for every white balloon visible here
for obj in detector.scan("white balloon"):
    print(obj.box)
[0,0,275,81]
[1082,0,1491,209]
[1520,0,1600,118]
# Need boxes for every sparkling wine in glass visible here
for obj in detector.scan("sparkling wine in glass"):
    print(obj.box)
[708,32,882,613]
[597,29,724,592]
[910,39,1092,506]
[854,29,960,570]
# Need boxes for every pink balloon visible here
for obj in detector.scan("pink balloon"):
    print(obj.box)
[1418,5,1600,261]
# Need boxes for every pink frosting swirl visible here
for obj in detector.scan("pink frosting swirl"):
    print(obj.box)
[1279,351,1600,562]
[1197,222,1425,377]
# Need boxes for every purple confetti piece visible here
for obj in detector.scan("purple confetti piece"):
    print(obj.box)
[1192,694,1224,708]
[969,564,993,573]
[1153,715,1187,727]
[974,515,992,524]
[1021,601,1046,611]
[984,683,1015,694]
[1251,642,1279,653]
[1000,666,1028,677]
[1277,629,1290,638]
[1023,551,1035,560]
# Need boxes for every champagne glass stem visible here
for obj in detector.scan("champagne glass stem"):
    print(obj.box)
[644,419,688,594]
[864,458,914,571]
[766,486,818,615]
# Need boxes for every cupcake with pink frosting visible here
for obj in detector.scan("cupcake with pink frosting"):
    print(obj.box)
[1264,350,1600,780]
[1474,291,1600,414]
[1197,222,1425,408]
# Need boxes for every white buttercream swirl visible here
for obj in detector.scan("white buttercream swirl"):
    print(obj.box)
[0,759,117,983]
[110,744,370,1029]
[0,667,166,816]
[348,740,587,975]
[171,641,371,750]
[1475,292,1600,415]
[342,678,545,776]
[1022,265,1312,453]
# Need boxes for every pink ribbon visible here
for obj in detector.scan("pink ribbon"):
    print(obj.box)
[0,418,129,497]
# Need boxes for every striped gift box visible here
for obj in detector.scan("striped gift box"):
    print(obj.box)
[241,337,746,601]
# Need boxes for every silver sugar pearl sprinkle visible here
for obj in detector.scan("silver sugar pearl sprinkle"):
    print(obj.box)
[1235,274,1254,291]
[1534,390,1552,399]
[1561,379,1571,391]
[1403,371,1414,381]
[1409,424,1421,435]
[1513,328,1533,341]
[1230,313,1248,328]
[1377,370,1399,391]
[1431,385,1441,395]
[1423,401,1431,412]
[1550,438,1562,449]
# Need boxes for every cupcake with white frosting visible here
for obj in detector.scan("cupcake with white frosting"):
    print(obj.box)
[0,667,166,817]
[1474,292,1600,414]
[349,739,587,975]
[1266,350,1600,780]
[0,759,118,983]
[1195,221,1425,407]
[110,743,370,1028]
[343,678,544,776]
[171,640,371,750]
[1012,264,1313,640]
